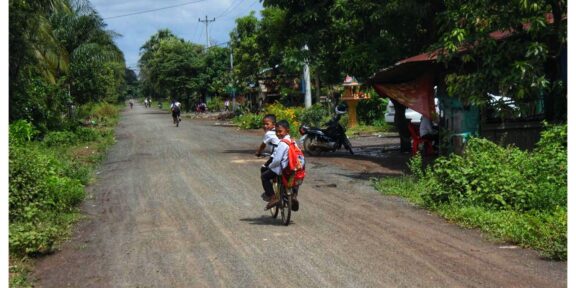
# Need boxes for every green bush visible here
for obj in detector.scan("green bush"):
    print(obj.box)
[420,125,566,212]
[9,214,59,255]
[9,146,60,220]
[375,123,567,260]
[233,113,262,129]
[299,103,330,127]
[263,102,304,134]
[357,97,388,125]
[44,176,85,209]
[9,143,87,255]
[74,126,101,142]
[207,98,224,112]
[9,120,38,144]
[43,131,79,147]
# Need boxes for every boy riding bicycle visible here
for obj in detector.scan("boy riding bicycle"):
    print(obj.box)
[260,120,299,210]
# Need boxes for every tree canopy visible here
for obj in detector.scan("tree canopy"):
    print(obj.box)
[9,0,129,130]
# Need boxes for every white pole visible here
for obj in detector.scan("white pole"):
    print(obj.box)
[303,44,312,108]
[230,51,236,111]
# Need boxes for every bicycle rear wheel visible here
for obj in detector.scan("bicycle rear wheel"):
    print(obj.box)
[280,187,292,226]
[269,182,279,218]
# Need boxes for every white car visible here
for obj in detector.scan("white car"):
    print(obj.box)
[385,102,421,123]
[385,98,438,124]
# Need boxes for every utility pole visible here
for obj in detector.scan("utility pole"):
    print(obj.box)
[198,15,215,48]
[302,44,312,108]
[230,49,236,111]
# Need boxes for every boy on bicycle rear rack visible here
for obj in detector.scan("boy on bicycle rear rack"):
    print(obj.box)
[256,114,279,199]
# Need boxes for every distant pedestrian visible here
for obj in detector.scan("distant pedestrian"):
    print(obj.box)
[224,99,230,111]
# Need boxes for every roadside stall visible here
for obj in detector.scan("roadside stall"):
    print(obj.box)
[368,53,479,155]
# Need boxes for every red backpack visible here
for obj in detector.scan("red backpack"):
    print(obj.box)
[280,138,306,188]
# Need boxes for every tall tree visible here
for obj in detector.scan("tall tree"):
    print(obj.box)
[143,36,204,110]
[9,0,126,129]
[435,0,567,122]
[229,12,263,92]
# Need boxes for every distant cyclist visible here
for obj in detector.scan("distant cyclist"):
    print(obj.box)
[170,100,182,125]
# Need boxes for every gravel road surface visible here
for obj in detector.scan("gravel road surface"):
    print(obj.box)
[32,103,567,287]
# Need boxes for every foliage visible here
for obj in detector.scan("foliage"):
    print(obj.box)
[263,102,303,136]
[436,205,566,260]
[9,0,128,132]
[43,131,79,147]
[420,125,566,212]
[9,260,33,288]
[229,12,263,92]
[261,0,443,83]
[356,96,388,126]
[407,153,424,180]
[138,31,205,111]
[207,97,224,112]
[372,176,425,206]
[232,113,262,129]
[298,103,330,127]
[91,102,120,125]
[373,124,567,259]
[435,0,566,121]
[9,120,39,145]
[8,104,118,261]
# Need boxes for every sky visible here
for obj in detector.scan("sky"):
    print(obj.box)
[91,0,264,74]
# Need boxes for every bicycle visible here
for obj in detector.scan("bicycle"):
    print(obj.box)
[172,111,181,127]
[268,175,293,226]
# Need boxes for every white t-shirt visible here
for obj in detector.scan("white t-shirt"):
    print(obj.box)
[262,130,280,155]
[268,135,291,175]
[419,116,435,136]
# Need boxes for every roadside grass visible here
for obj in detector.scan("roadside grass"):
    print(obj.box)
[373,124,567,261]
[347,124,394,136]
[372,176,566,260]
[9,103,119,286]
[9,258,33,288]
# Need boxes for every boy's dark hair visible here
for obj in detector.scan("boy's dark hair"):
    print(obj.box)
[276,120,290,130]
[263,114,276,123]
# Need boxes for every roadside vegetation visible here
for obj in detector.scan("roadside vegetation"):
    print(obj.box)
[232,96,392,137]
[374,123,567,260]
[9,104,120,286]
[9,0,130,285]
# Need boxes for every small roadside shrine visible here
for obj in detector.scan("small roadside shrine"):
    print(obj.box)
[341,75,369,128]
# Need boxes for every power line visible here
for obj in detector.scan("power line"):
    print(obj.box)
[227,0,259,19]
[103,0,210,20]
[215,0,246,19]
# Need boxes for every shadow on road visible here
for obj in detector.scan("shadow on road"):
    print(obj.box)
[222,149,255,154]
[239,216,289,226]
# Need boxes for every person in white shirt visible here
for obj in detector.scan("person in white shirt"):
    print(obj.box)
[261,120,291,208]
[255,114,279,157]
[420,115,438,146]
[170,100,182,123]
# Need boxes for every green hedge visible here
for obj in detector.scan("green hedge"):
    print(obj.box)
[421,124,567,212]
[375,123,567,260]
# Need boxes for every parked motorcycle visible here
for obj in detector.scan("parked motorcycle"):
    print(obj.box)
[298,105,354,156]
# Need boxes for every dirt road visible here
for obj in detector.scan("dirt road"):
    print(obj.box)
[33,103,566,287]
